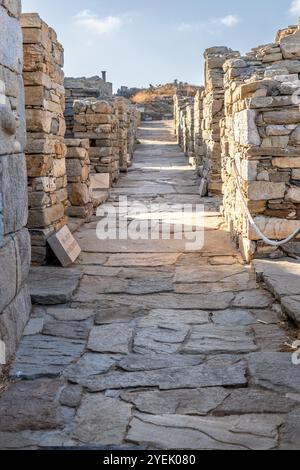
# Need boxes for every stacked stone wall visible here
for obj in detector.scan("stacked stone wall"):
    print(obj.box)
[222,24,300,260]
[0,0,31,363]
[201,47,239,196]
[22,13,67,265]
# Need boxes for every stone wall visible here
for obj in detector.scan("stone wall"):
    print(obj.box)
[193,88,204,176]
[73,99,120,185]
[201,47,239,196]
[65,138,93,220]
[0,0,31,363]
[221,23,300,260]
[65,76,113,138]
[22,13,68,265]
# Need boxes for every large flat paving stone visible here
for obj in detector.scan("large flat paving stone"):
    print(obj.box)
[137,309,210,327]
[71,358,247,392]
[182,325,257,355]
[121,388,229,415]
[133,326,190,354]
[10,335,85,379]
[118,353,204,372]
[29,267,82,305]
[73,395,132,446]
[88,324,133,354]
[127,413,283,450]
[0,379,64,432]
[247,352,300,394]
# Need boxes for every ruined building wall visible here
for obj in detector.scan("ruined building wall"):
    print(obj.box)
[0,0,31,362]
[222,24,300,260]
[201,47,239,196]
[193,88,204,175]
[22,13,68,265]
[64,76,113,138]
[65,138,93,220]
[73,99,120,186]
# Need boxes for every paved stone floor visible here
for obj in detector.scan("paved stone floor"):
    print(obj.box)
[1,121,300,450]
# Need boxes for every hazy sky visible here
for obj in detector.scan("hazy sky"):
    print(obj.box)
[22,0,300,92]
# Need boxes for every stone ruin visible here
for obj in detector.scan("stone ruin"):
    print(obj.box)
[22,13,68,265]
[0,6,141,359]
[0,0,31,362]
[222,24,300,260]
[175,21,300,261]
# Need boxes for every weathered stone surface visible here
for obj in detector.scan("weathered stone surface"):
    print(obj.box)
[64,353,117,382]
[73,395,132,445]
[127,413,283,450]
[121,388,229,415]
[10,335,85,379]
[73,358,247,392]
[29,267,82,304]
[46,307,95,322]
[133,326,190,354]
[137,309,210,328]
[234,109,261,146]
[118,353,204,372]
[232,290,272,308]
[88,325,132,354]
[182,325,257,354]
[43,320,89,340]
[212,309,256,326]
[126,279,173,295]
[59,385,82,408]
[281,296,300,326]
[252,324,287,351]
[214,389,296,415]
[280,408,300,450]
[0,379,64,431]
[247,353,300,393]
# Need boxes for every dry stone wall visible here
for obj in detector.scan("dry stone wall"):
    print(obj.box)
[193,88,204,176]
[222,25,300,260]
[0,0,31,363]
[73,99,120,185]
[65,138,93,220]
[22,13,68,265]
[65,76,113,138]
[201,47,239,196]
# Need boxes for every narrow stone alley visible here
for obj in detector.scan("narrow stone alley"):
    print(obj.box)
[0,122,299,450]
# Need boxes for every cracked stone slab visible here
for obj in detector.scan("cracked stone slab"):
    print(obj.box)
[64,353,117,382]
[88,324,132,354]
[10,335,85,379]
[174,265,250,283]
[121,388,229,415]
[118,353,204,372]
[104,253,180,267]
[213,389,297,415]
[126,279,173,295]
[95,307,145,325]
[137,309,210,328]
[73,395,132,446]
[29,267,82,305]
[133,326,190,354]
[232,290,273,308]
[252,324,288,352]
[281,296,300,326]
[212,310,256,326]
[73,358,247,392]
[46,307,96,322]
[182,325,257,355]
[43,320,90,340]
[78,275,128,295]
[127,413,283,450]
[0,379,64,432]
[247,352,300,394]
[280,407,300,450]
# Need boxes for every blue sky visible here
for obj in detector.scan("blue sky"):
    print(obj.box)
[22,0,300,92]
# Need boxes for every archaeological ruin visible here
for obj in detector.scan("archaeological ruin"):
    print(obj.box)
[1,0,300,452]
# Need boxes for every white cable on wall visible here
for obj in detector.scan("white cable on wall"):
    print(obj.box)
[232,160,300,247]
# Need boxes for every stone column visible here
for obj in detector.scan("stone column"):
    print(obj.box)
[22,13,68,265]
[0,0,31,363]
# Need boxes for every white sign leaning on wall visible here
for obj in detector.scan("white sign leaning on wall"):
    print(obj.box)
[0,340,6,365]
